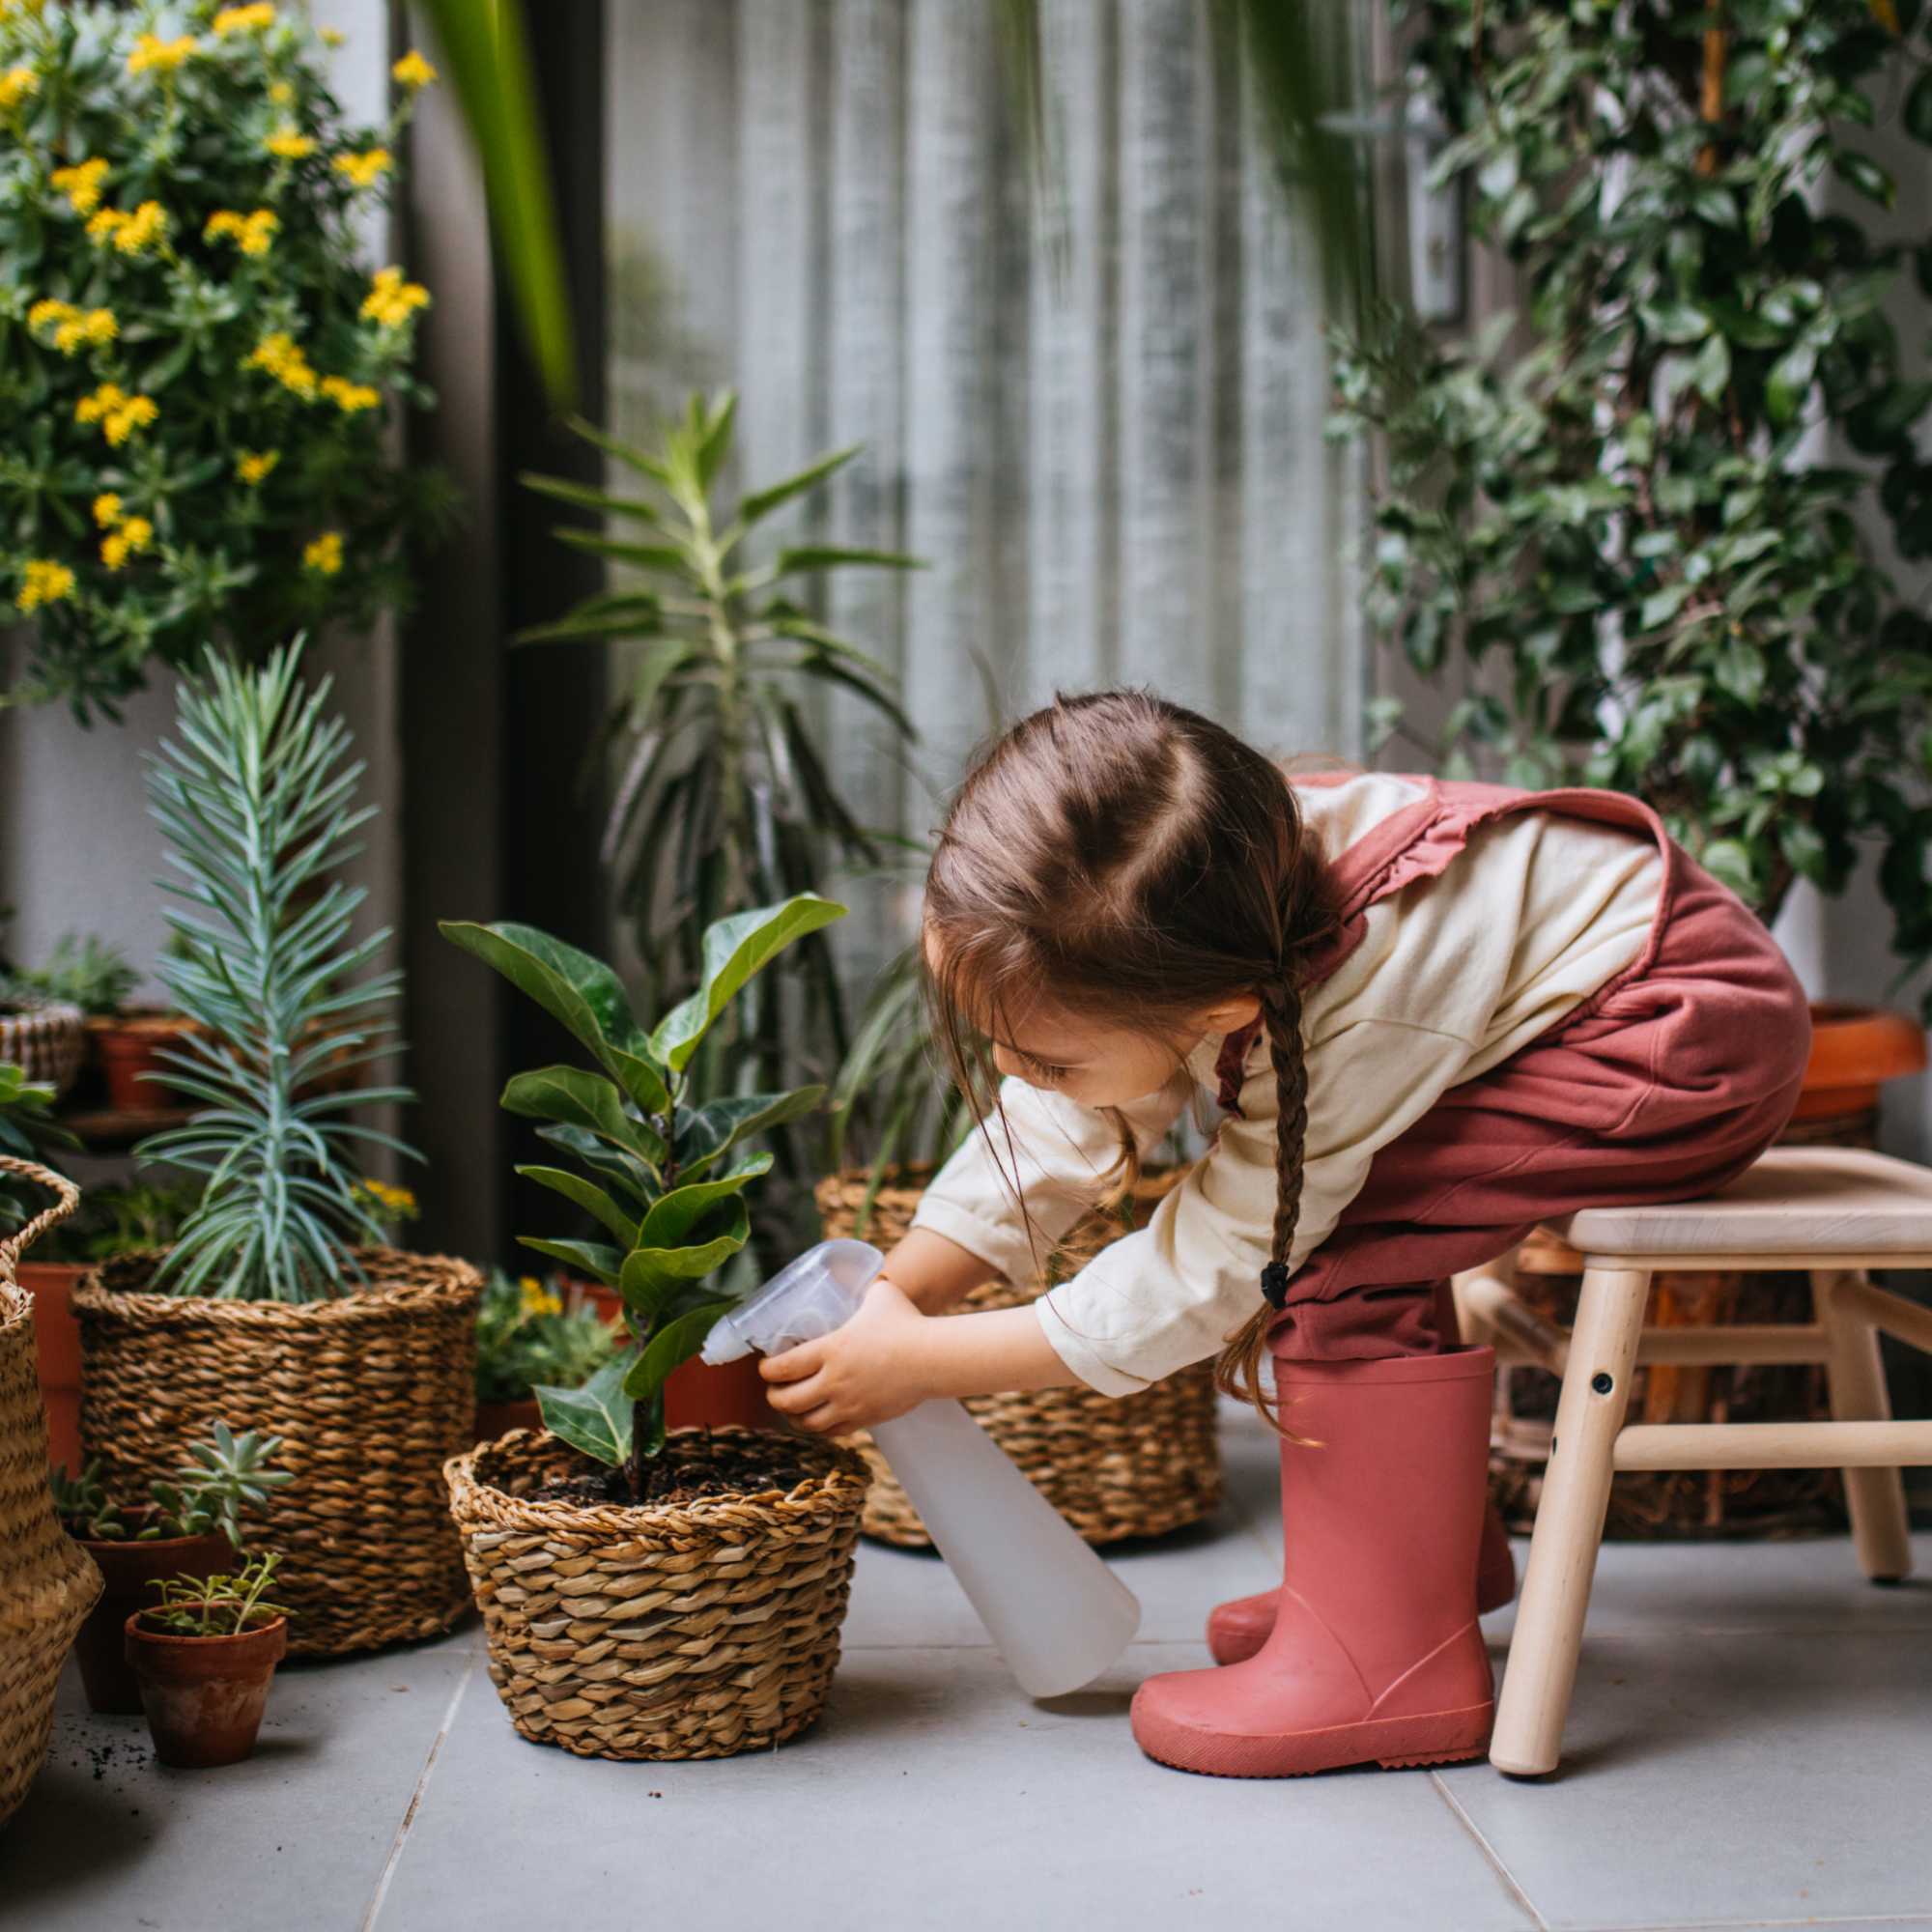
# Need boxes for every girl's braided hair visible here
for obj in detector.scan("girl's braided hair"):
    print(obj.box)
[923,691,1338,1427]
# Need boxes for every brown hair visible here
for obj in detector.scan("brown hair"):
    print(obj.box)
[923,691,1338,1424]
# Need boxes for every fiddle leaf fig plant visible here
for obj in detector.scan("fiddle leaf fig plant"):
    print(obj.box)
[441,894,844,1492]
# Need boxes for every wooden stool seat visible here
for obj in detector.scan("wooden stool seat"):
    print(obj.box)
[1460,1146,1932,1778]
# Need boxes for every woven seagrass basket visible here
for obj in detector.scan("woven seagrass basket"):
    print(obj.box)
[816,1166,1223,1547]
[445,1427,870,1761]
[0,1003,85,1100]
[73,1246,482,1657]
[0,1160,100,1831]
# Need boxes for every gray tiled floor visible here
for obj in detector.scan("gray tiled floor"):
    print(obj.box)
[5,1405,1930,1932]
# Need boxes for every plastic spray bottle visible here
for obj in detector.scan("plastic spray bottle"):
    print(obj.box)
[703,1239,1142,1697]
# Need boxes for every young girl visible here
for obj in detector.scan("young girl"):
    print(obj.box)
[761,692,1809,1777]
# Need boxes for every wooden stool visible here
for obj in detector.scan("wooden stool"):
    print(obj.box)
[1454,1146,1932,1777]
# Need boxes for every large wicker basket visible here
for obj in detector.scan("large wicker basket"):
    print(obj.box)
[73,1246,482,1657]
[816,1167,1223,1547]
[445,1427,870,1761]
[0,1161,99,1831]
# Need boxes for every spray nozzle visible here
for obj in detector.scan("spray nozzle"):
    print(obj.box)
[700,1238,885,1364]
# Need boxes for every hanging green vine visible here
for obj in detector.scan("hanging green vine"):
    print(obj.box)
[1336,0,1932,991]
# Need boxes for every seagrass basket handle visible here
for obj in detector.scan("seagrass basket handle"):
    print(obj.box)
[0,1155,79,1273]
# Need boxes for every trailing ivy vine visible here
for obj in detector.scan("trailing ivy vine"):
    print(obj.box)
[1335,0,1932,992]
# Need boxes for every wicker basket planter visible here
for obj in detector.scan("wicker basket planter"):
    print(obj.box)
[816,1167,1223,1547]
[445,1427,870,1761]
[72,1247,483,1657]
[0,1001,85,1100]
[0,1161,99,1831]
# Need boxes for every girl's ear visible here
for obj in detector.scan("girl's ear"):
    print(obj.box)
[1195,992,1263,1034]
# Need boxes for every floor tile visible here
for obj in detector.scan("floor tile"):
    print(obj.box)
[376,1640,1536,1932]
[0,1625,479,1932]
[1448,1621,1932,1930]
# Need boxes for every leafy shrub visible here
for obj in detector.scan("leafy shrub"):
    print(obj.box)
[474,1269,620,1406]
[0,1,449,711]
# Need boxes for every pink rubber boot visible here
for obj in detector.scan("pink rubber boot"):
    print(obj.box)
[1205,1498,1516,1666]
[1131,1348,1496,1777]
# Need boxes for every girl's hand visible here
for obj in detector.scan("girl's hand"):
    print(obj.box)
[760,1276,934,1435]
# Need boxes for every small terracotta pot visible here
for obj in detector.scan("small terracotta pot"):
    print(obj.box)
[20,1261,87,1473]
[474,1397,542,1441]
[76,1524,235,1713]
[566,1279,778,1432]
[91,1013,198,1111]
[1793,1004,1926,1118]
[124,1611,287,1769]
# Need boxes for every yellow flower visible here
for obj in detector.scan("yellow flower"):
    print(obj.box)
[319,374,380,412]
[321,26,343,46]
[361,265,430,329]
[236,449,278,485]
[87,200,167,255]
[269,80,292,104]
[356,1179,417,1216]
[93,493,123,528]
[264,126,314,159]
[331,148,390,189]
[75,383,157,444]
[127,33,197,77]
[205,207,279,254]
[50,158,108,215]
[246,330,317,398]
[213,4,274,31]
[391,49,435,90]
[99,517,153,571]
[302,530,343,575]
[27,300,117,355]
[0,66,40,111]
[15,558,73,612]
[518,1277,563,1320]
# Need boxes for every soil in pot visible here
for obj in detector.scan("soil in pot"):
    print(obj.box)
[124,1611,288,1768]
[74,1521,235,1713]
[523,1431,824,1509]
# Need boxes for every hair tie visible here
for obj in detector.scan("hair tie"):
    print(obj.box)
[1260,1261,1292,1309]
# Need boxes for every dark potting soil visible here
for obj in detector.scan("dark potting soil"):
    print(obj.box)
[524,1432,821,1510]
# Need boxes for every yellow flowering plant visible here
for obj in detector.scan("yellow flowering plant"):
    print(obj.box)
[0,2,452,712]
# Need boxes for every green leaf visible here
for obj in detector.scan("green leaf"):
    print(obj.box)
[617,1199,753,1314]
[440,921,659,1098]
[517,1237,624,1287]
[513,1165,639,1245]
[648,897,847,1071]
[554,529,691,575]
[1906,68,1932,146]
[519,471,666,526]
[636,1159,771,1251]
[769,545,925,577]
[500,1066,666,1167]
[678,1089,827,1176]
[1831,149,1894,212]
[1766,343,1816,424]
[536,1348,639,1464]
[738,444,862,528]
[416,0,576,408]
[624,1303,733,1401]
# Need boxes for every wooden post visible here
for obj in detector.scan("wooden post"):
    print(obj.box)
[1816,1269,1914,1582]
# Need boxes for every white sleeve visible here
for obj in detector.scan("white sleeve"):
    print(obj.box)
[1037,1018,1475,1396]
[906,1072,1191,1292]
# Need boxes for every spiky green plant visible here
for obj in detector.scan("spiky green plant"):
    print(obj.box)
[0,1059,76,1230]
[137,643,415,1299]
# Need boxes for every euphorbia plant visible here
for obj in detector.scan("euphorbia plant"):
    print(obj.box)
[441,895,844,1495]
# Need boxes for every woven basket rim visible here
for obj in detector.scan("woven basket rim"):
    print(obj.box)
[446,1425,871,1542]
[72,1244,482,1323]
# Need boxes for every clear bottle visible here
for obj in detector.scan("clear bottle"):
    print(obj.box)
[704,1239,1142,1697]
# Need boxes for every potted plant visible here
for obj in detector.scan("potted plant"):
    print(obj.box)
[0,997,85,1103]
[0,0,448,715]
[0,1155,99,1831]
[124,1552,290,1770]
[52,1423,292,1714]
[72,645,482,1657]
[0,933,164,1111]
[440,897,871,1761]
[473,1270,620,1441]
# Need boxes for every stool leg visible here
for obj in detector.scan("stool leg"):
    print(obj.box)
[1491,1265,1649,1776]
[1815,1268,1913,1583]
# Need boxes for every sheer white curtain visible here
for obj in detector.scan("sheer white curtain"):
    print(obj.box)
[605,0,1364,980]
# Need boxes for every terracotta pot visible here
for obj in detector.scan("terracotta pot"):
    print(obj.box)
[474,1397,542,1441]
[1779,1004,1928,1147]
[568,1279,778,1432]
[20,1261,86,1473]
[75,1524,235,1712]
[90,1013,198,1111]
[124,1611,288,1768]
